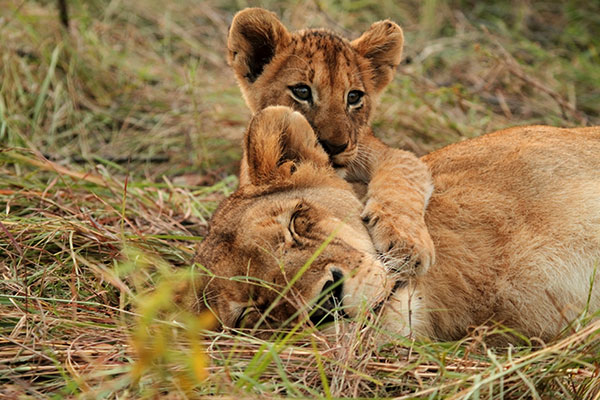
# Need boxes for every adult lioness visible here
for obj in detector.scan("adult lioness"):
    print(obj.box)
[228,8,435,276]
[189,106,600,341]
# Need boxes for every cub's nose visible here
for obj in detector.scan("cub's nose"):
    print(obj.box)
[319,140,348,156]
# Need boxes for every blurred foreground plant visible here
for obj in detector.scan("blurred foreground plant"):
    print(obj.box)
[116,247,216,394]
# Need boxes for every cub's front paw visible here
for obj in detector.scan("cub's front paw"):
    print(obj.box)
[361,199,435,276]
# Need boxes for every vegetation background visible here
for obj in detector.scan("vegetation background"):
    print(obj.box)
[1,0,599,398]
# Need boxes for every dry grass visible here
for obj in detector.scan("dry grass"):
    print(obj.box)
[1,0,599,398]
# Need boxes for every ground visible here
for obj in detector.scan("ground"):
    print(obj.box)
[1,0,599,398]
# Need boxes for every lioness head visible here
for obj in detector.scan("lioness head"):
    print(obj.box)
[192,107,395,329]
[227,8,404,166]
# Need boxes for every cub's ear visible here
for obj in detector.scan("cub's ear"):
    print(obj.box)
[351,20,404,94]
[227,8,292,85]
[240,106,329,187]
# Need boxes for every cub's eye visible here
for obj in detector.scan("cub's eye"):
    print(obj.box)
[289,85,312,102]
[347,90,364,106]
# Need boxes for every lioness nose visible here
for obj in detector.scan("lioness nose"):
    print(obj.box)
[319,140,348,156]
[310,268,346,326]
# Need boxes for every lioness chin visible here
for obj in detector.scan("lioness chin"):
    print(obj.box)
[187,106,600,342]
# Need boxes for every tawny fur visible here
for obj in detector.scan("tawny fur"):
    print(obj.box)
[190,107,600,342]
[227,8,434,275]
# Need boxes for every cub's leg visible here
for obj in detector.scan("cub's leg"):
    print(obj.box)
[348,134,435,276]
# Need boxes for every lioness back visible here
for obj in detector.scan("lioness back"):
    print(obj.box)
[408,126,600,339]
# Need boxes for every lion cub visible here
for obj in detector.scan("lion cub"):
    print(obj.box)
[227,8,434,275]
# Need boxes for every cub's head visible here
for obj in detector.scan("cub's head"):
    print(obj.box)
[190,107,395,329]
[227,8,404,166]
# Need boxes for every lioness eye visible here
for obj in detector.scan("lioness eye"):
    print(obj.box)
[289,210,302,242]
[289,85,312,102]
[290,205,313,237]
[347,90,364,106]
[234,306,257,329]
[233,308,248,328]
[289,205,312,246]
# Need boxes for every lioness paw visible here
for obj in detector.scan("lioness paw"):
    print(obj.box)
[361,198,435,276]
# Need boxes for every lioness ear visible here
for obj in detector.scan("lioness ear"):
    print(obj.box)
[351,20,404,94]
[241,106,329,187]
[228,8,291,86]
